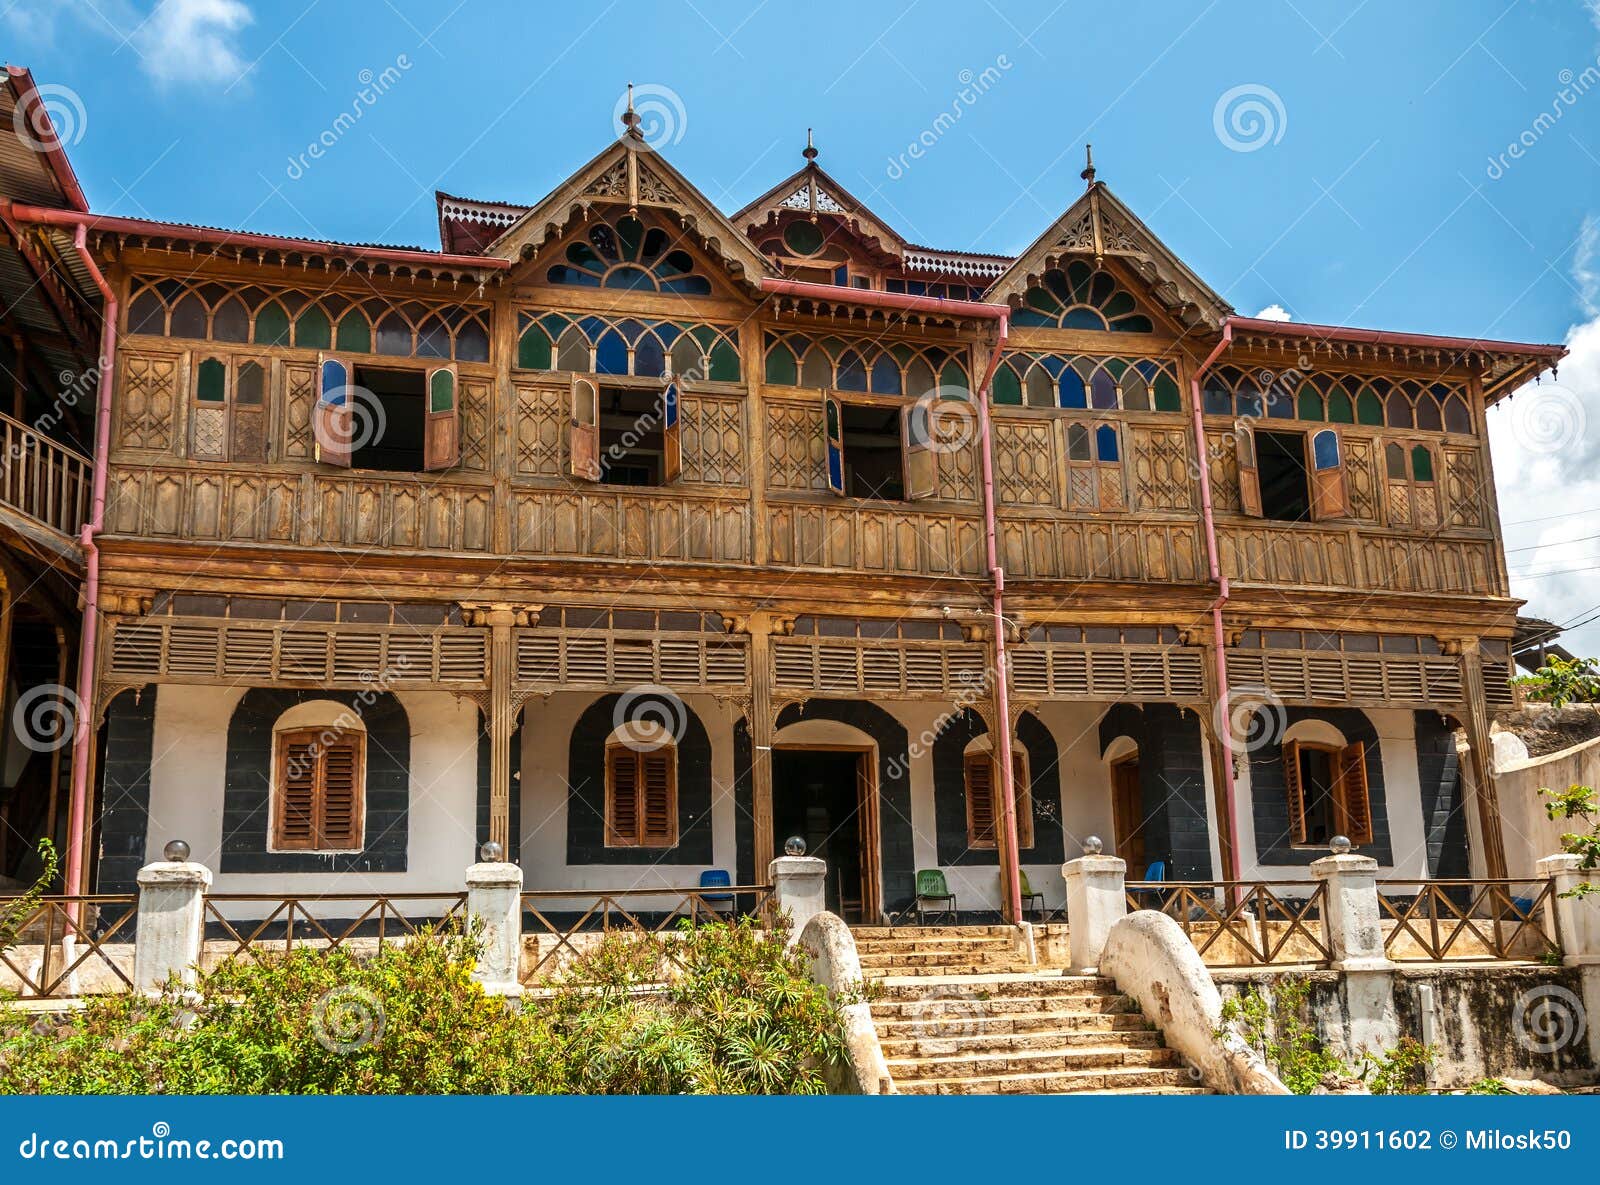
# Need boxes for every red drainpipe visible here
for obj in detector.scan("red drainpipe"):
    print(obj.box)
[1188,322,1241,882]
[760,277,1022,922]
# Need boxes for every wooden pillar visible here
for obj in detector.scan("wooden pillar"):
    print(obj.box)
[1460,638,1508,879]
[744,613,778,878]
[464,602,539,855]
[1197,631,1238,883]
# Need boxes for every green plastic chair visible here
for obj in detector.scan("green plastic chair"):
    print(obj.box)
[915,869,957,925]
[1019,870,1047,920]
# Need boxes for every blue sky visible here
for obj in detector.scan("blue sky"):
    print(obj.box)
[8,0,1600,651]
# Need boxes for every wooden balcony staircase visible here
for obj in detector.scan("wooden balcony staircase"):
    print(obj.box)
[0,410,91,567]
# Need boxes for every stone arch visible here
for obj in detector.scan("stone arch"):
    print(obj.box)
[932,708,1065,866]
[1248,706,1391,866]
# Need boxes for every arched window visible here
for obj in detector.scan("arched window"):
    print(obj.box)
[962,735,1032,849]
[1280,722,1371,848]
[271,704,366,852]
[605,721,678,848]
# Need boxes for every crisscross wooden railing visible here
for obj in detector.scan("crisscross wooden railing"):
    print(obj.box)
[0,895,138,998]
[518,884,774,985]
[0,411,91,539]
[200,892,468,967]
[1377,879,1556,962]
[1124,880,1332,968]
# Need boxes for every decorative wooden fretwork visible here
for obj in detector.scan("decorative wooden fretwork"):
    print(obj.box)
[125,276,491,362]
[771,635,988,699]
[766,501,986,577]
[459,377,491,473]
[544,212,712,295]
[996,516,1205,583]
[992,351,1180,411]
[678,395,746,485]
[764,402,827,491]
[516,310,741,382]
[106,617,490,687]
[763,331,971,396]
[1343,436,1380,521]
[993,418,1058,507]
[1201,366,1473,434]
[1008,640,1205,702]
[514,383,566,477]
[1010,260,1156,333]
[282,361,317,460]
[117,350,180,451]
[1443,445,1486,528]
[1130,426,1193,511]
[510,489,751,564]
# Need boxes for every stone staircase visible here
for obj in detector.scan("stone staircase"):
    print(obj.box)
[856,926,1208,1096]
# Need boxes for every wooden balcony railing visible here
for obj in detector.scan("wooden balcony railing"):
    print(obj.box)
[0,894,138,998]
[1377,879,1557,962]
[1125,880,1332,968]
[0,411,92,540]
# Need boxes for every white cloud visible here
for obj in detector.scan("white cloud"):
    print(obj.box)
[2,0,253,87]
[1254,303,1292,321]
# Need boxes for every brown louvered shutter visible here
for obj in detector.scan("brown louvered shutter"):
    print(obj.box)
[318,738,363,849]
[965,753,996,847]
[607,743,639,846]
[1282,739,1308,845]
[276,733,320,850]
[1011,752,1034,850]
[1335,741,1373,845]
[640,749,676,848]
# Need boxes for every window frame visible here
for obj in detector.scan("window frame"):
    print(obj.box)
[270,726,366,853]
[1282,738,1373,849]
[963,746,1034,851]
[604,737,679,849]
[821,388,948,504]
[189,354,269,463]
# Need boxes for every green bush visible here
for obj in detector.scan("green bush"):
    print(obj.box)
[0,916,851,1095]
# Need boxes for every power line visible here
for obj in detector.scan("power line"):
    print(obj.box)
[1505,531,1600,554]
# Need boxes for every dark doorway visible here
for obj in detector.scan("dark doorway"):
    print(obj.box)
[1110,754,1146,873]
[772,747,875,921]
[1257,430,1311,522]
[598,387,665,486]
[839,403,904,500]
[351,366,426,472]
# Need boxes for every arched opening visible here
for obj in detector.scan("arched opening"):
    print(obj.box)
[1103,735,1146,873]
[269,701,367,853]
[771,718,878,923]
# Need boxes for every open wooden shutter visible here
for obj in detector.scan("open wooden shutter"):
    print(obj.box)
[606,743,639,845]
[275,732,320,850]
[318,738,363,849]
[1235,424,1262,516]
[315,355,353,467]
[824,392,846,495]
[640,748,676,847]
[231,359,268,462]
[1309,428,1349,520]
[191,356,229,461]
[1281,739,1308,845]
[1009,751,1033,849]
[661,380,681,484]
[965,753,996,846]
[1333,741,1373,845]
[902,401,937,500]
[423,364,460,472]
[568,375,601,481]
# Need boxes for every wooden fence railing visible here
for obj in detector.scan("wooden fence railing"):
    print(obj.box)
[0,895,138,998]
[1377,879,1556,962]
[518,884,775,985]
[199,892,468,967]
[1125,880,1332,968]
[0,411,92,539]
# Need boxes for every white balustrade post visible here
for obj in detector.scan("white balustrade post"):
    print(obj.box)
[1308,846,1392,972]
[132,840,211,995]
[1062,838,1127,973]
[770,852,828,942]
[466,843,524,999]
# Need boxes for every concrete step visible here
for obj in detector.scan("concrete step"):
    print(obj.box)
[893,1064,1200,1096]
[869,974,1123,1002]
[852,925,1018,940]
[853,935,1016,955]
[856,949,1022,969]
[887,1044,1183,1082]
[874,1010,1157,1039]
[880,1028,1168,1059]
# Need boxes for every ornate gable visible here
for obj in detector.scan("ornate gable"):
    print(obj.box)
[989,182,1232,331]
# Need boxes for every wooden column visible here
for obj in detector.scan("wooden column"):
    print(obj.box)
[464,602,539,854]
[1196,630,1238,882]
[1460,637,1508,879]
[730,611,787,879]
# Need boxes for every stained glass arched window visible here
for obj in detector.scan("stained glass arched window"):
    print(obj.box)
[1010,260,1155,332]
[546,215,714,295]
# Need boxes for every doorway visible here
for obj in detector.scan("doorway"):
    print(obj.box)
[771,745,880,922]
[1110,754,1146,874]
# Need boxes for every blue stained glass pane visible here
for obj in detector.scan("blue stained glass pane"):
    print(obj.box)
[663,382,679,429]
[1095,424,1119,462]
[1203,382,1232,415]
[1040,354,1067,378]
[656,323,683,346]
[837,351,868,391]
[635,335,666,378]
[319,359,347,404]
[663,276,713,296]
[595,330,628,375]
[1136,359,1158,380]
[1312,429,1341,470]
[577,316,608,341]
[616,319,648,345]
[608,265,656,290]
[1058,369,1088,409]
[1062,307,1108,330]
[827,444,844,493]
[540,313,570,337]
[1266,387,1294,418]
[1236,390,1263,418]
[1010,309,1050,328]
[870,354,902,394]
[1090,370,1118,409]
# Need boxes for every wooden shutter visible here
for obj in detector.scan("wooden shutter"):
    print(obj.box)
[1309,428,1349,519]
[274,729,364,851]
[191,356,229,461]
[1094,423,1124,511]
[423,364,460,471]
[965,752,996,846]
[902,401,937,500]
[1010,751,1034,849]
[661,380,681,484]
[231,359,268,462]
[275,734,320,850]
[640,748,676,847]
[1281,739,1308,845]
[824,392,846,495]
[568,375,601,481]
[319,738,363,849]
[315,355,353,467]
[1333,741,1373,845]
[1235,424,1262,517]
[606,742,639,845]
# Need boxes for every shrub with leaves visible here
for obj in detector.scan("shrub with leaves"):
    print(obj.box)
[1512,656,1600,707]
[1540,783,1600,899]
[1221,977,1344,1094]
[0,839,59,958]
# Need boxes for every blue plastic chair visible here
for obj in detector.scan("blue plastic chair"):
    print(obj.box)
[1134,860,1167,911]
[696,868,734,919]
[1143,860,1167,882]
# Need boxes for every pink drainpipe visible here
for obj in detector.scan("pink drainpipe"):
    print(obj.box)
[760,278,1023,922]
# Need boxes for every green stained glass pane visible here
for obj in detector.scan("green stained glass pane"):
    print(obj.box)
[940,360,969,394]
[254,301,290,346]
[1025,286,1061,315]
[1066,260,1093,302]
[692,324,719,350]
[335,314,371,353]
[1110,315,1153,333]
[1411,445,1434,482]
[294,306,331,349]
[783,221,824,255]
[1102,292,1136,319]
[1152,373,1181,412]
[196,357,226,402]
[766,342,798,385]
[617,217,644,259]
[1297,385,1325,421]
[1103,358,1128,380]
[993,365,1022,405]
[430,369,455,413]
[518,326,553,369]
[1356,389,1383,425]
[1327,388,1354,423]
[890,344,914,365]
[708,341,740,382]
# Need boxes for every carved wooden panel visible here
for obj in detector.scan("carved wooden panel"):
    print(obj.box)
[934,419,980,503]
[1344,436,1379,522]
[106,466,301,542]
[1226,650,1464,708]
[1131,426,1192,511]
[1205,429,1241,512]
[310,476,493,553]
[510,490,751,564]
[1444,445,1485,528]
[679,395,746,485]
[1361,534,1496,595]
[765,402,827,491]
[1009,643,1205,701]
[993,419,1058,507]
[765,501,986,576]
[998,516,1203,583]
[514,383,565,477]
[460,377,491,473]
[282,362,316,461]
[517,628,748,689]
[772,636,987,698]
[1219,525,1356,588]
[117,351,179,452]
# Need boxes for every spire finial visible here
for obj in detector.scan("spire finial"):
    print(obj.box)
[1080,143,1096,187]
[803,127,818,162]
[621,82,642,138]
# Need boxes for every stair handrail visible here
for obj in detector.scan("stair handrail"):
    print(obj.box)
[0,407,93,538]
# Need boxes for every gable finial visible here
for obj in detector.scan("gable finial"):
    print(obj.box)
[1080,143,1096,187]
[803,127,818,162]
[621,82,642,139]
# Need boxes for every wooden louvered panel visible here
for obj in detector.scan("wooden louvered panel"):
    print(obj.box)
[1088,651,1128,697]
[319,740,363,849]
[1385,661,1425,702]
[278,631,329,679]
[517,634,561,682]
[946,649,987,689]
[1423,660,1463,701]
[861,647,903,692]
[438,633,487,682]
[1264,654,1309,700]
[641,750,675,845]
[1227,652,1267,688]
[1050,651,1090,695]
[658,637,703,685]
[222,627,274,678]
[331,633,384,682]
[1008,649,1049,694]
[564,637,609,683]
[605,742,676,848]
[1346,657,1387,700]
[276,738,319,849]
[1306,656,1346,701]
[606,744,639,845]
[1127,652,1167,698]
[773,643,816,688]
[109,622,164,675]
[704,642,747,684]
[902,649,945,691]
[1169,654,1204,699]
[385,634,435,680]
[964,753,995,845]
[1483,661,1515,707]
[166,625,221,676]
[816,645,860,691]
[611,638,655,684]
